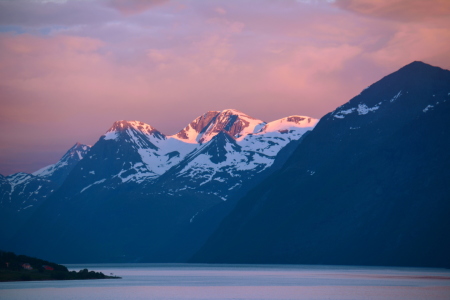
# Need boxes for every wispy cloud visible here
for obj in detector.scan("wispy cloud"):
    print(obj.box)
[0,0,449,174]
[334,0,450,22]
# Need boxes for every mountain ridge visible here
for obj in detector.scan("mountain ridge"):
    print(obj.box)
[4,61,448,267]
[190,61,450,268]
[4,109,318,263]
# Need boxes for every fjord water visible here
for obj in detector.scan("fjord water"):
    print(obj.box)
[1,264,449,300]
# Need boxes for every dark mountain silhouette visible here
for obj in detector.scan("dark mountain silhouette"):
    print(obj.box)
[191,61,450,268]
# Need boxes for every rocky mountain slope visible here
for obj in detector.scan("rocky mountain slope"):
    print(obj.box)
[191,61,450,268]
[6,110,317,263]
[0,143,90,243]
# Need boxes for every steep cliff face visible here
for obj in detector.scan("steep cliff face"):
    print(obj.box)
[174,111,220,142]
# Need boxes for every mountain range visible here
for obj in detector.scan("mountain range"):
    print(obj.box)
[2,61,449,268]
[2,109,317,262]
[192,61,450,268]
[0,143,90,241]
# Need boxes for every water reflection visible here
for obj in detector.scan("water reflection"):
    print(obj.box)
[1,264,450,299]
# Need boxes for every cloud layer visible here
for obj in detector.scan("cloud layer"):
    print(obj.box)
[335,0,450,22]
[1,0,450,174]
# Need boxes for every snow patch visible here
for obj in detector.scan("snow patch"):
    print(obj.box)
[33,143,89,178]
[80,179,106,193]
[357,104,379,115]
[190,211,200,223]
[258,116,318,133]
[334,108,357,119]
[137,138,197,176]
[253,122,267,133]
[7,173,33,194]
[228,183,241,190]
[334,90,401,119]
[340,108,356,115]
[423,105,434,113]
[390,90,402,102]
[104,131,118,140]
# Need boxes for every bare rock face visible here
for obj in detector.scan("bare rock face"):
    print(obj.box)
[287,116,316,124]
[176,111,220,140]
[198,110,249,143]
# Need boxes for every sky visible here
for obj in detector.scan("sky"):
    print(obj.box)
[1,0,450,175]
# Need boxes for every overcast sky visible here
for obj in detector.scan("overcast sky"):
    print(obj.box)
[1,0,450,175]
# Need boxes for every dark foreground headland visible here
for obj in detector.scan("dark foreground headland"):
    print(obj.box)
[0,250,121,282]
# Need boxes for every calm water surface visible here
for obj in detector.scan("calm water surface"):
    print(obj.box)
[1,264,450,299]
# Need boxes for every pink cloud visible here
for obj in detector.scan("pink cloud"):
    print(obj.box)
[367,23,450,70]
[265,44,362,96]
[214,7,227,15]
[0,0,450,174]
[335,0,450,22]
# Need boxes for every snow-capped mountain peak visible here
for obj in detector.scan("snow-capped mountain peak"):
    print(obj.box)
[259,116,319,134]
[61,142,90,161]
[32,142,91,185]
[106,120,160,135]
[194,131,242,164]
[76,120,200,185]
[159,112,319,201]
[198,109,266,143]
[172,111,220,143]
[29,111,318,198]
[172,109,267,144]
[104,120,166,141]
